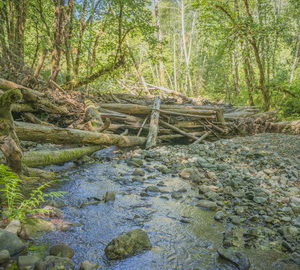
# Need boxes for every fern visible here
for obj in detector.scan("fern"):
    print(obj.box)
[0,164,64,221]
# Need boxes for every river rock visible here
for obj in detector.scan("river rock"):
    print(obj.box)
[79,261,100,270]
[197,200,218,211]
[230,215,241,225]
[18,255,41,270]
[145,186,161,193]
[218,248,250,270]
[20,218,56,239]
[5,219,21,235]
[214,211,226,221]
[171,192,183,200]
[132,168,145,176]
[49,244,75,258]
[0,250,10,264]
[253,196,268,204]
[37,256,75,270]
[0,229,25,255]
[105,229,152,260]
[292,215,300,227]
[104,191,116,202]
[290,196,300,206]
[179,167,203,183]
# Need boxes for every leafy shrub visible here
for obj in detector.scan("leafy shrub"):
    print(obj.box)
[0,164,64,221]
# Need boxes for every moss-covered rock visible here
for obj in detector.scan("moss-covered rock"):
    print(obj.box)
[105,229,152,260]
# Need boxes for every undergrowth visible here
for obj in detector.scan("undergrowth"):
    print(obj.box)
[0,164,64,221]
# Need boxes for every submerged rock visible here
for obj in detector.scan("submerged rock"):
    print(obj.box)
[0,229,25,255]
[105,229,152,260]
[18,255,41,270]
[49,244,75,258]
[37,256,75,270]
[218,248,250,270]
[79,261,100,270]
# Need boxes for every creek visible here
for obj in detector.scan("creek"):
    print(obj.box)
[37,147,289,270]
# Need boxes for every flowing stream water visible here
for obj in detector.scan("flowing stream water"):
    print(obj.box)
[37,147,289,270]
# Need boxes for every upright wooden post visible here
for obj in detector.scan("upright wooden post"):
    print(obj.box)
[145,96,161,149]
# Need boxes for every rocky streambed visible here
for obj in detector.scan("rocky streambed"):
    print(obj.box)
[1,133,300,269]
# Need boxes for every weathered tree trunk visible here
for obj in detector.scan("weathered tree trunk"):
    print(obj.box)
[15,122,146,147]
[50,0,66,82]
[0,89,23,173]
[99,103,217,116]
[21,146,103,167]
[145,96,161,149]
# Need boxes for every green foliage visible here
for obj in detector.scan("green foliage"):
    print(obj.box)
[0,165,64,221]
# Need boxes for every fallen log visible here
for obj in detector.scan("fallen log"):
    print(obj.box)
[15,122,146,147]
[192,131,212,144]
[160,120,199,141]
[146,96,161,149]
[21,146,103,167]
[99,103,217,116]
[158,131,206,141]
[0,78,68,114]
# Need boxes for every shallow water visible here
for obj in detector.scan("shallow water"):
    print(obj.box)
[37,149,289,270]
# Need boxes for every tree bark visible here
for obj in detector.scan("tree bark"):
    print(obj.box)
[0,89,23,174]
[15,122,146,147]
[21,146,103,167]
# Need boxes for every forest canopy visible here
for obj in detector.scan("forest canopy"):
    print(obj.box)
[0,0,299,117]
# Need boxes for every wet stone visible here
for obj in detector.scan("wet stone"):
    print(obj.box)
[0,229,25,256]
[104,229,152,260]
[230,215,242,225]
[214,211,226,221]
[171,192,183,200]
[197,200,218,211]
[253,196,268,204]
[132,168,145,176]
[49,244,75,258]
[37,256,75,270]
[79,261,100,270]
[18,256,41,270]
[104,191,116,202]
[145,186,161,193]
[0,250,10,265]
[217,248,251,270]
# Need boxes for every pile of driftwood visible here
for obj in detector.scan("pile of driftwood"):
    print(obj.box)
[0,77,299,175]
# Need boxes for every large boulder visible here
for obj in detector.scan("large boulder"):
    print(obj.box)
[105,229,152,260]
[0,229,25,255]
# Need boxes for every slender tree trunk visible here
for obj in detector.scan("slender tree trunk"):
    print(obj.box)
[50,0,66,82]
[154,0,166,87]
[290,35,300,83]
